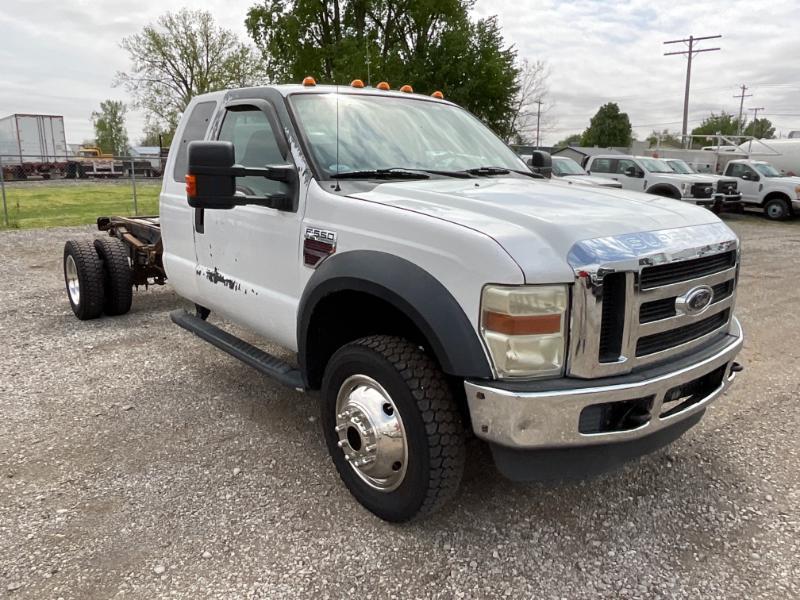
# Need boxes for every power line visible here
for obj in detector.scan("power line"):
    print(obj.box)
[663,34,722,145]
[733,85,753,135]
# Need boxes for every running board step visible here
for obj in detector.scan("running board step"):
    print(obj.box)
[170,309,305,391]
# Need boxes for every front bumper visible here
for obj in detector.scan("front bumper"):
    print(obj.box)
[714,192,743,204]
[465,318,743,450]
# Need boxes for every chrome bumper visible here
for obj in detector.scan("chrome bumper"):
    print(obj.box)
[465,318,743,450]
[715,193,743,203]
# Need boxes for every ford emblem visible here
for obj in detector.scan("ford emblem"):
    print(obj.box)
[676,285,714,316]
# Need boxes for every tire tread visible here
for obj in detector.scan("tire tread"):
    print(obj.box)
[94,237,133,315]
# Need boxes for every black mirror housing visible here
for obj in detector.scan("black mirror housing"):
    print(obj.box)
[187,140,297,211]
[528,151,552,178]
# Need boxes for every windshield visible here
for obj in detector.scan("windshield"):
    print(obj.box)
[638,158,675,173]
[552,157,586,176]
[290,93,528,177]
[666,160,695,174]
[753,162,783,177]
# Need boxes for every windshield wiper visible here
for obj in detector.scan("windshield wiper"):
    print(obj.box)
[466,166,544,179]
[331,168,430,180]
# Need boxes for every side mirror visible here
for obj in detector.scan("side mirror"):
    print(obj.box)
[624,166,637,177]
[528,150,552,178]
[186,140,297,211]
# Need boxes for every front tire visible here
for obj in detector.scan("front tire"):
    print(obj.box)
[764,197,790,220]
[321,336,465,522]
[63,240,105,320]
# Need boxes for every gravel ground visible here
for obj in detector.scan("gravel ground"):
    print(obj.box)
[1,214,798,599]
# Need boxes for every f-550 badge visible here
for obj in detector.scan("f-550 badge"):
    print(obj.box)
[303,227,337,267]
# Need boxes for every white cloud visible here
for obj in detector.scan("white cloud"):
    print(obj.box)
[1,0,797,145]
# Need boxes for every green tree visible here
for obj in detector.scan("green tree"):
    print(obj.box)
[555,133,581,147]
[580,103,632,147]
[744,117,775,139]
[116,9,265,137]
[690,112,744,146]
[91,100,129,156]
[646,129,682,148]
[245,0,519,135]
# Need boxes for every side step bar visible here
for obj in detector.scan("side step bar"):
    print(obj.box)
[170,309,305,391]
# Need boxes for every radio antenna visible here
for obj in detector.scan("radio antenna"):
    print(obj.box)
[334,83,341,191]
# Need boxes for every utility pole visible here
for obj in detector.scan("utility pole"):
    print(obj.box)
[664,34,722,147]
[734,85,752,136]
[747,107,764,151]
[534,99,543,148]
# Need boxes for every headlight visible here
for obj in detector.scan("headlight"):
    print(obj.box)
[680,182,690,195]
[480,285,568,378]
[795,185,800,199]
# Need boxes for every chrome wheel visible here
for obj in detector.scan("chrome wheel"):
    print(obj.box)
[334,374,408,492]
[65,254,80,305]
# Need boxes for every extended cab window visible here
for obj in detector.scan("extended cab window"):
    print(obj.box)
[590,158,614,173]
[173,101,216,183]
[218,107,290,198]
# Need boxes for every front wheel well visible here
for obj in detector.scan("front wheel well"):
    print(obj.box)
[304,290,431,390]
[761,191,792,206]
[647,184,681,199]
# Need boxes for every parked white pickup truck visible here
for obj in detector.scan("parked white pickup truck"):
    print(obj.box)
[722,159,800,220]
[663,158,742,211]
[550,156,622,188]
[586,154,722,205]
[62,82,744,521]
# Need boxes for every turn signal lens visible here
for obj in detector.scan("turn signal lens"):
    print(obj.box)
[302,76,316,86]
[399,84,413,93]
[350,79,365,88]
[185,174,197,198]
[480,285,569,379]
[376,81,390,90]
[431,90,444,99]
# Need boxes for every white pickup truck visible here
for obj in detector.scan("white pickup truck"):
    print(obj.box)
[722,159,800,220]
[663,158,742,211]
[550,156,623,188]
[62,82,744,521]
[586,154,723,206]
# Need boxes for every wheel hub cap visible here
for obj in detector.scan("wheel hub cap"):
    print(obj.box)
[335,375,408,492]
[65,255,80,305]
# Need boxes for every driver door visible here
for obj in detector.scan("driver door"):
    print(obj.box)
[728,163,760,203]
[193,100,305,349]
[615,159,645,191]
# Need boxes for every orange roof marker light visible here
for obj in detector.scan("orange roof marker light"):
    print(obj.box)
[376,81,391,90]
[350,79,365,88]
[399,84,413,93]
[431,90,444,99]
[302,76,316,87]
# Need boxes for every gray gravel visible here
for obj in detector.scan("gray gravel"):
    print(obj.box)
[1,214,799,599]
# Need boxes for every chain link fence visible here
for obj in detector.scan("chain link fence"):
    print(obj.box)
[0,154,164,228]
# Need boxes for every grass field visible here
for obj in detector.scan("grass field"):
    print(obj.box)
[0,181,161,229]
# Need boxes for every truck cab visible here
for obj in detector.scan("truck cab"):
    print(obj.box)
[723,159,800,220]
[663,158,742,211]
[82,82,745,522]
[550,156,623,188]
[586,154,719,205]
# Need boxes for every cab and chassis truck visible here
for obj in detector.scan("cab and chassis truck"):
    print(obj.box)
[62,82,744,522]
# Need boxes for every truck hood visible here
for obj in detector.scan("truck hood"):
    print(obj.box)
[556,174,623,188]
[350,177,722,284]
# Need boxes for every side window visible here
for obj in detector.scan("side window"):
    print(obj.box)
[616,159,637,175]
[729,163,755,179]
[590,158,613,173]
[172,101,216,183]
[218,107,289,197]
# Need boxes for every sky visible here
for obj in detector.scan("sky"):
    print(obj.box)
[1,0,798,146]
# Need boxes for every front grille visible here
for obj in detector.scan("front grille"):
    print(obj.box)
[691,183,714,199]
[636,309,729,356]
[640,251,736,289]
[639,279,734,323]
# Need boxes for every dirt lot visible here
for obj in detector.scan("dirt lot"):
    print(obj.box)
[1,215,798,599]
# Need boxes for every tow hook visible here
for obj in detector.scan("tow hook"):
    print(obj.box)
[730,362,744,373]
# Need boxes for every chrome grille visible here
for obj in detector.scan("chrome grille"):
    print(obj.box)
[567,223,739,379]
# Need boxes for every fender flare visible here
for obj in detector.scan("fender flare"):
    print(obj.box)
[297,250,493,382]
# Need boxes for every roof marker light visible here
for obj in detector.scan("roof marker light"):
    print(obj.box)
[302,76,316,87]
[376,81,390,90]
[431,90,444,99]
[399,84,413,93]
[350,79,365,88]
